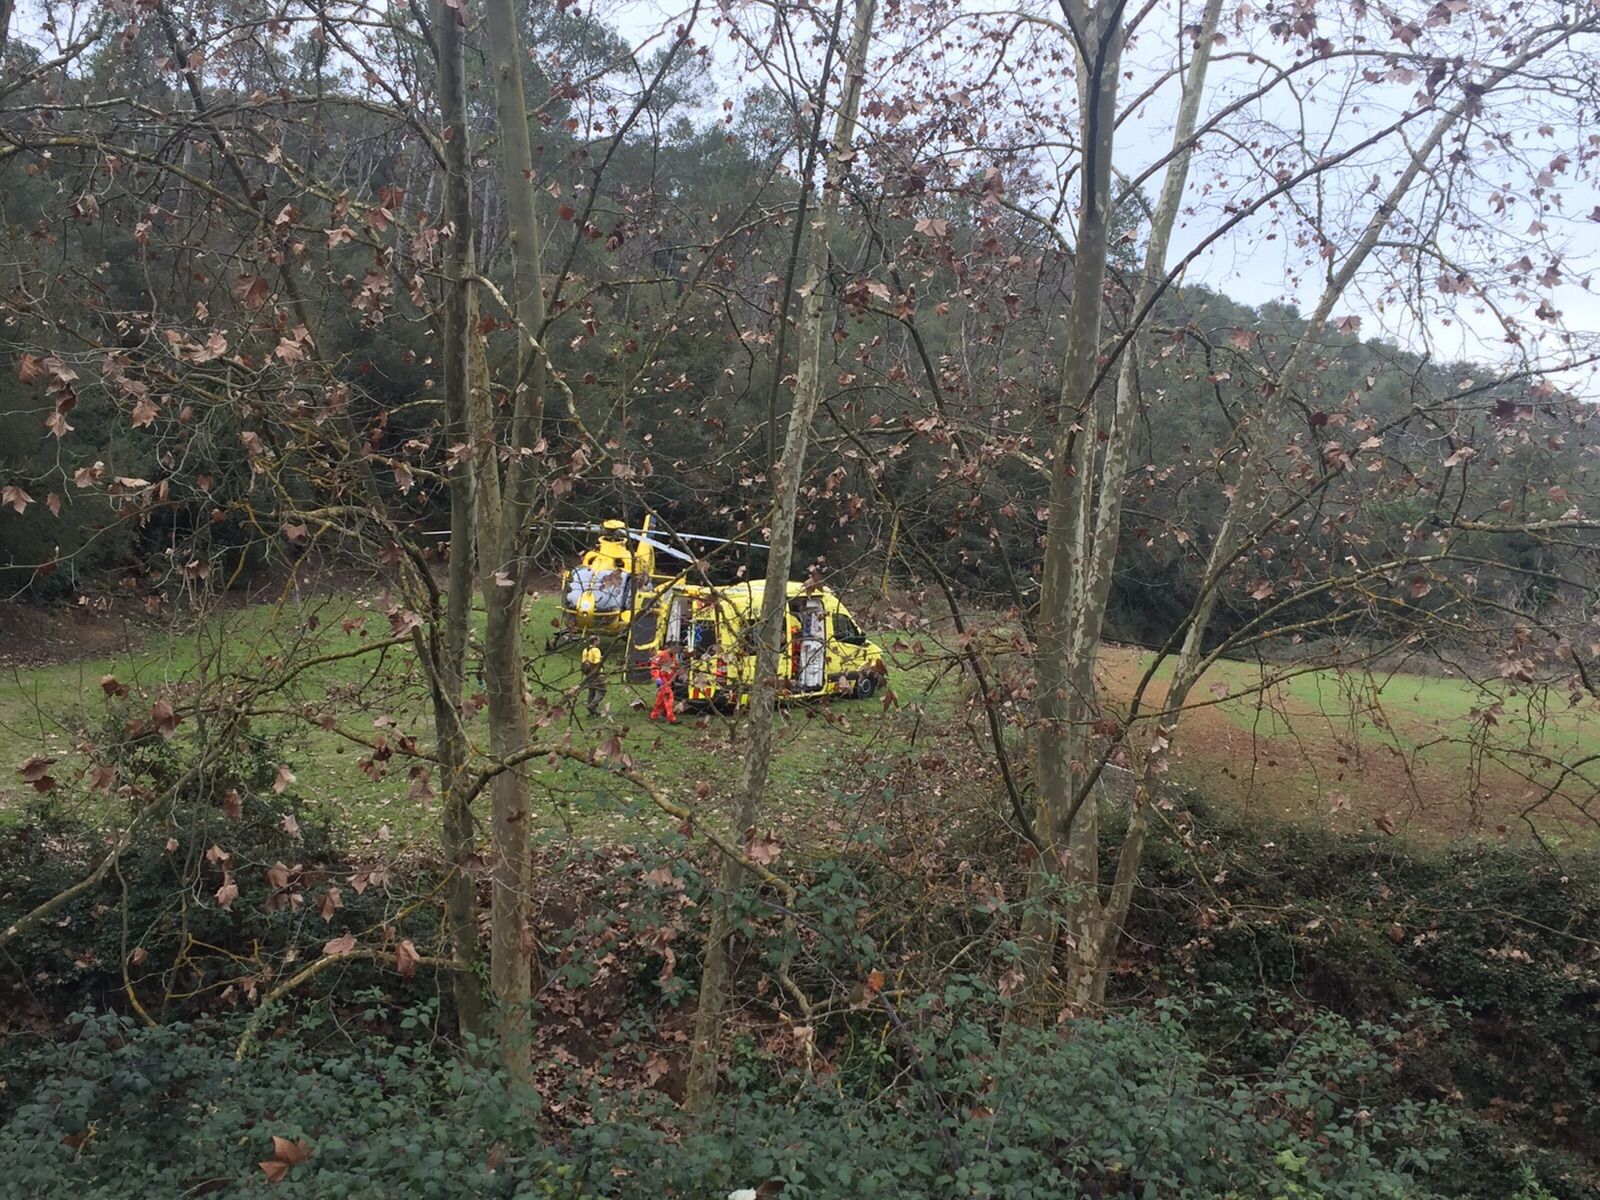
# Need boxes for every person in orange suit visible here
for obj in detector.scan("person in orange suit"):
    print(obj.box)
[649,644,680,724]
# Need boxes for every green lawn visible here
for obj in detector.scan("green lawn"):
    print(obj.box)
[1203,656,1600,756]
[0,587,953,854]
[7,592,1596,851]
[1123,650,1600,841]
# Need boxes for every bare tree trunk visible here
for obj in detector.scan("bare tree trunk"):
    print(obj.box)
[462,308,535,1070]
[684,0,877,1112]
[481,0,548,461]
[430,0,487,1043]
[476,0,553,1075]
[761,80,832,480]
[481,565,532,1064]
[1067,0,1223,1005]
[460,286,530,1067]
[1017,0,1124,1017]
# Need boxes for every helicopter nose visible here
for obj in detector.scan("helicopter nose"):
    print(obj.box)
[579,593,596,618]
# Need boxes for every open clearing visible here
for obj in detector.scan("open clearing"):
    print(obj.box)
[1095,647,1600,845]
[0,585,962,855]
[2,586,1596,849]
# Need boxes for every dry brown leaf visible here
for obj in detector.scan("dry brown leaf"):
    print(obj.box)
[317,886,343,922]
[323,932,357,957]
[149,699,179,740]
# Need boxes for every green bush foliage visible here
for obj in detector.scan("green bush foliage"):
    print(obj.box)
[0,720,429,1020]
[5,746,1595,1198]
[1121,798,1600,1199]
[0,997,1453,1199]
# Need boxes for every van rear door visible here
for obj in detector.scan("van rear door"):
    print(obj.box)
[793,596,827,691]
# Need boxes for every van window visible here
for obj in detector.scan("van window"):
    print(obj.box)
[833,612,864,645]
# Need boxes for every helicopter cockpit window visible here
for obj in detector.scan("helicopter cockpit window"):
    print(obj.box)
[566,567,630,611]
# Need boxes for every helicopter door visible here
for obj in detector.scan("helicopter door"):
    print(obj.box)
[665,592,688,647]
[626,591,661,682]
[796,598,826,691]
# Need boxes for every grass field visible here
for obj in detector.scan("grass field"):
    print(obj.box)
[3,586,1596,850]
[1097,647,1600,844]
[0,586,961,854]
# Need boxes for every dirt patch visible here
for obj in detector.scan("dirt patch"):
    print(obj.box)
[0,602,151,669]
[1094,645,1593,843]
[0,563,403,670]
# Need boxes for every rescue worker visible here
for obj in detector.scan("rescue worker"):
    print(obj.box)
[649,643,680,724]
[688,638,721,703]
[581,635,606,717]
[789,613,803,680]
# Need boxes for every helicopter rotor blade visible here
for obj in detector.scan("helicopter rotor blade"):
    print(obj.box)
[549,518,768,554]
[667,531,770,550]
[631,535,695,563]
[557,521,666,541]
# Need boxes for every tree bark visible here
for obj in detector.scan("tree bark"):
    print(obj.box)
[1067,0,1223,1004]
[476,0,554,1075]
[1017,0,1125,1018]
[481,0,548,504]
[684,0,877,1112]
[430,0,487,1043]
[462,312,533,1070]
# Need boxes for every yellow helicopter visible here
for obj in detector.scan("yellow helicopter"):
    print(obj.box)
[625,579,888,704]
[548,516,766,647]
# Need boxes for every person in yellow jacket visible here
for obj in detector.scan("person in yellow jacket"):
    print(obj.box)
[581,636,606,717]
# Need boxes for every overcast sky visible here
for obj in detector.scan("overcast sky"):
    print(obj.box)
[598,0,1600,393]
[17,0,1600,394]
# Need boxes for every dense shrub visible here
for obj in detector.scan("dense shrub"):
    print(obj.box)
[1120,798,1600,1199]
[0,721,432,1020]
[0,997,1454,1199]
[6,752,1595,1198]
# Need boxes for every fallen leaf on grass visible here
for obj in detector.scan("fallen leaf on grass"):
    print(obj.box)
[743,829,781,866]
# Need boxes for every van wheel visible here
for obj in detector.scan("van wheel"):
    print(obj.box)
[854,673,878,701]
